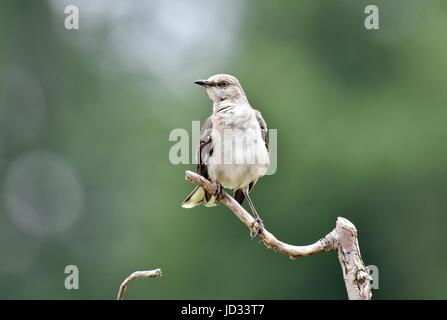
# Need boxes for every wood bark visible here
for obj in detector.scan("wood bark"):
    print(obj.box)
[185,170,372,300]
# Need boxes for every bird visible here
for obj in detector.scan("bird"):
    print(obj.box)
[182,74,270,238]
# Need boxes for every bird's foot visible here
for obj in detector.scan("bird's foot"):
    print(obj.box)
[250,218,264,239]
[211,181,224,201]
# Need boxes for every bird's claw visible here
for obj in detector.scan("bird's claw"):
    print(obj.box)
[250,218,264,239]
[211,181,224,201]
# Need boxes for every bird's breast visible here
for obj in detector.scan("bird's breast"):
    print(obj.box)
[208,109,269,189]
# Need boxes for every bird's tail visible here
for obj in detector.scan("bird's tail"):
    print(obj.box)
[182,186,206,208]
[182,187,218,208]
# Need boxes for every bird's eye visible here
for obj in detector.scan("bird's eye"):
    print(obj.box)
[219,80,229,87]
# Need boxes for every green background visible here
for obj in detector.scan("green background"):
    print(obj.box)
[1,0,446,299]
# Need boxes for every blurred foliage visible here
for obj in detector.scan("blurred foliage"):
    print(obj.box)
[0,0,447,299]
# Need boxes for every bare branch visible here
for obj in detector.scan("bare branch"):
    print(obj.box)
[335,218,372,300]
[117,268,162,300]
[185,170,372,300]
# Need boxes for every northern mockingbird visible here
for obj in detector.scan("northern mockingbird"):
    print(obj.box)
[182,74,270,238]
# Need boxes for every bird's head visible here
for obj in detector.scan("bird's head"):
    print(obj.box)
[194,74,247,103]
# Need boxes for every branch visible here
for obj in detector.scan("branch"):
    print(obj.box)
[117,268,162,300]
[185,170,372,300]
[335,218,372,300]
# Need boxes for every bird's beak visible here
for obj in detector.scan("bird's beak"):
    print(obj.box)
[194,80,208,87]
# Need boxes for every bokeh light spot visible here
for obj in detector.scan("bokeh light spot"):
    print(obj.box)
[4,151,84,237]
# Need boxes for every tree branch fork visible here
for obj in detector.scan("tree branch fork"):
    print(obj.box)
[116,171,372,300]
[184,170,372,300]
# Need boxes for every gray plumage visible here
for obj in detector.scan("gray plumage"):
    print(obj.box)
[183,74,269,232]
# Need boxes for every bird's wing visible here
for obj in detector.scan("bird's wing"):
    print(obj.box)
[196,115,213,179]
[255,109,269,151]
